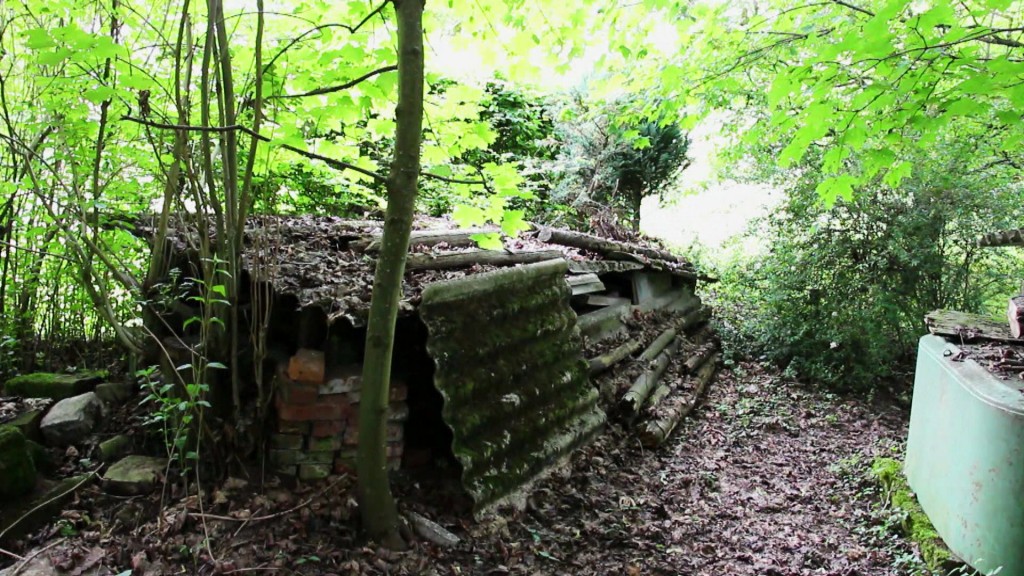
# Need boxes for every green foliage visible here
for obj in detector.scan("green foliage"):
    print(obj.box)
[708,145,1024,390]
[609,0,1024,204]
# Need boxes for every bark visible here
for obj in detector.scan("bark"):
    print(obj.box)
[587,339,643,377]
[639,353,719,448]
[357,0,423,550]
[404,249,562,271]
[1009,296,1024,339]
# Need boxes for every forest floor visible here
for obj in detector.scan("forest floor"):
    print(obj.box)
[1,360,920,576]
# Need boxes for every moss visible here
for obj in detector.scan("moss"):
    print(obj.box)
[3,370,108,400]
[0,425,37,499]
[870,457,956,571]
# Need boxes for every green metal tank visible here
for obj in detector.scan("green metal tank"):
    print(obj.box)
[906,335,1024,575]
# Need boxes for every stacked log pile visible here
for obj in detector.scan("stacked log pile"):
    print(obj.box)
[586,304,720,448]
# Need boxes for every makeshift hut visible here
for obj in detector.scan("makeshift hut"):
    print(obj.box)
[153,215,713,514]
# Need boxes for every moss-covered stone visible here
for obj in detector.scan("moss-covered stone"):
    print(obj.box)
[3,371,107,400]
[5,409,45,441]
[870,457,958,571]
[0,425,37,499]
[97,434,132,463]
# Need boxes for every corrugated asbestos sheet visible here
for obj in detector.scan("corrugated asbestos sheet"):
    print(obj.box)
[419,259,606,514]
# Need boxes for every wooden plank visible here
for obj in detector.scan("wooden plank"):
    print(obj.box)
[567,260,644,274]
[925,309,1020,343]
[586,295,631,307]
[566,273,605,296]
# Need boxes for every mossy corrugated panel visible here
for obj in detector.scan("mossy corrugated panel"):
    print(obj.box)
[420,259,606,512]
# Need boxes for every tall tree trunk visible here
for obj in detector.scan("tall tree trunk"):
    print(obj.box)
[630,187,642,232]
[356,0,424,549]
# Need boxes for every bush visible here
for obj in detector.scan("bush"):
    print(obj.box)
[707,152,1024,391]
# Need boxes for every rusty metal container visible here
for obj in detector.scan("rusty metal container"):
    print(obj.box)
[906,335,1024,575]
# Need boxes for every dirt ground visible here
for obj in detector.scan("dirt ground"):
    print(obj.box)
[1,361,917,576]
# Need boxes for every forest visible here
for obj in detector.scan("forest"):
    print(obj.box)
[0,0,1023,574]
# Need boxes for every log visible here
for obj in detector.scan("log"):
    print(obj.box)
[405,249,563,271]
[534,225,683,264]
[639,321,684,363]
[606,251,698,281]
[639,353,719,448]
[678,305,711,333]
[1008,296,1024,339]
[644,382,673,411]
[684,342,719,374]
[620,338,681,418]
[587,339,643,377]
[353,228,494,252]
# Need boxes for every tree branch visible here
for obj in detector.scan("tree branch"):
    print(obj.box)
[262,2,389,74]
[122,115,388,182]
[270,65,397,99]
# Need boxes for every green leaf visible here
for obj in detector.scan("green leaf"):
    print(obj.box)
[471,232,503,250]
[84,86,116,104]
[452,204,486,227]
[24,29,56,50]
[815,175,857,208]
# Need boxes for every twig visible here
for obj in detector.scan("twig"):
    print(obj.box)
[9,538,65,576]
[0,474,95,542]
[189,475,347,524]
[0,547,25,561]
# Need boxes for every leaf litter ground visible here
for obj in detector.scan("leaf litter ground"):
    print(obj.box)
[2,362,918,575]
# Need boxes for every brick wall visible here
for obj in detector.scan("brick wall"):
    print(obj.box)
[271,348,408,481]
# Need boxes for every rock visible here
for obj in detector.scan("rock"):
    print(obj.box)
[93,382,134,405]
[6,409,44,442]
[39,392,103,446]
[3,371,106,400]
[0,425,36,499]
[97,434,132,463]
[407,511,461,547]
[103,455,166,495]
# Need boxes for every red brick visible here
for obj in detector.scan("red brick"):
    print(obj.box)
[288,349,325,385]
[278,381,319,404]
[390,384,408,402]
[387,423,404,442]
[386,443,403,458]
[310,420,345,438]
[343,424,359,447]
[277,400,346,422]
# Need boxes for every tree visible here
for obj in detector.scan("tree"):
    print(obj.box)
[610,120,691,231]
[356,0,424,548]
[545,95,691,232]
